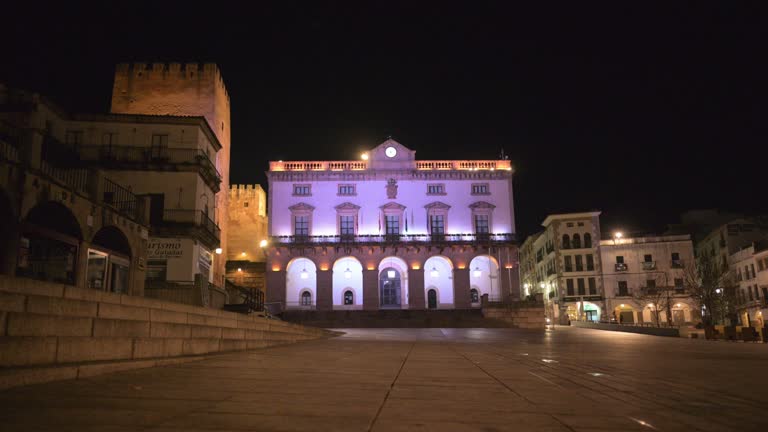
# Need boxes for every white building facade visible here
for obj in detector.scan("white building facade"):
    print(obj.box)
[520,212,700,326]
[265,139,520,311]
[600,235,698,325]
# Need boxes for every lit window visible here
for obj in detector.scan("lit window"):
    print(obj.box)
[427,184,445,195]
[385,215,399,235]
[471,183,489,195]
[344,290,354,305]
[430,215,444,235]
[474,215,489,234]
[293,184,311,196]
[338,184,356,196]
[294,215,309,237]
[340,215,355,236]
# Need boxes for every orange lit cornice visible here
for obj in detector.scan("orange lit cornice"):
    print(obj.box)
[268,159,512,172]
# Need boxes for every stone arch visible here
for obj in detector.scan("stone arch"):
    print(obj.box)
[87,225,133,294]
[18,201,83,285]
[378,256,409,309]
[572,233,581,249]
[24,201,83,241]
[0,187,18,275]
[332,256,363,309]
[613,302,637,324]
[91,225,132,258]
[424,255,454,309]
[671,300,694,325]
[469,255,500,300]
[286,257,317,309]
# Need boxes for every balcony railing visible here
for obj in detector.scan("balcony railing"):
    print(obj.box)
[671,259,684,269]
[153,209,220,248]
[641,261,657,270]
[270,232,516,245]
[0,120,20,162]
[269,159,512,172]
[77,145,221,191]
[615,263,628,272]
[40,161,89,193]
[103,177,140,221]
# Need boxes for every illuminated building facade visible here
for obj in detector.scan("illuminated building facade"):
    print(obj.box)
[264,139,519,311]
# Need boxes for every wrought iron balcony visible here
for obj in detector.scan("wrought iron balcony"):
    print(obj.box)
[642,261,657,270]
[102,177,142,222]
[270,232,516,246]
[615,263,628,272]
[76,145,222,192]
[0,120,21,162]
[671,259,684,269]
[152,209,220,249]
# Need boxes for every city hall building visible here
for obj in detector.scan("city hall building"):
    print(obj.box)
[264,139,520,311]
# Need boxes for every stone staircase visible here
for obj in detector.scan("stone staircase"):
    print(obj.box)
[0,275,337,390]
[280,309,513,328]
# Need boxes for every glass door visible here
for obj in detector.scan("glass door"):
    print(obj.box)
[109,256,130,294]
[86,250,108,290]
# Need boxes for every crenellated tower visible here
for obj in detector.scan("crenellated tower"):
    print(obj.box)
[110,62,232,285]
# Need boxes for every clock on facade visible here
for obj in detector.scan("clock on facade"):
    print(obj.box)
[385,146,397,158]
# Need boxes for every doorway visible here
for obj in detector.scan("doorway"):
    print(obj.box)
[379,267,401,308]
[427,289,437,309]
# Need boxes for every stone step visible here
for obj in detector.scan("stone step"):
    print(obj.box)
[0,275,338,389]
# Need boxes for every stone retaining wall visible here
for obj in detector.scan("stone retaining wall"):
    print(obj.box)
[571,320,680,337]
[0,275,336,389]
[481,304,545,329]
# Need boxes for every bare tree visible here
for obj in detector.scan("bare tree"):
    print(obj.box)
[682,252,735,325]
[633,273,674,327]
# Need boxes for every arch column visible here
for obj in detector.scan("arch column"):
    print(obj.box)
[316,269,333,311]
[408,268,425,309]
[74,240,91,289]
[363,269,378,311]
[500,264,520,303]
[453,268,471,309]
[266,270,286,307]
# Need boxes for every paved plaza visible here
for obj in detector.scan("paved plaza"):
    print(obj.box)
[1,326,767,431]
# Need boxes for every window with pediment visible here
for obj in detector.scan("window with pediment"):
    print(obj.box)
[289,203,315,239]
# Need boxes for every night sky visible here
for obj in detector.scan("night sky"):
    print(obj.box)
[4,2,767,239]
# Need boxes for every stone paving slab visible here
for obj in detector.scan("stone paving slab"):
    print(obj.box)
[1,326,768,431]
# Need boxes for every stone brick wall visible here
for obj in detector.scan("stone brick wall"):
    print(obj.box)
[481,303,545,329]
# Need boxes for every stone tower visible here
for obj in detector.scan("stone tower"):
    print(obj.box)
[110,62,231,284]
[228,184,268,263]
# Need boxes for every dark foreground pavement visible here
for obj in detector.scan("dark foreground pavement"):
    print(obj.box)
[1,326,767,431]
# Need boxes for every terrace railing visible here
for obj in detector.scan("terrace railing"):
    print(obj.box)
[77,145,221,191]
[270,232,516,245]
[102,177,140,221]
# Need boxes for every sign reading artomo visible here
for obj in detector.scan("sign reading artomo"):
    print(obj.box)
[147,239,184,258]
